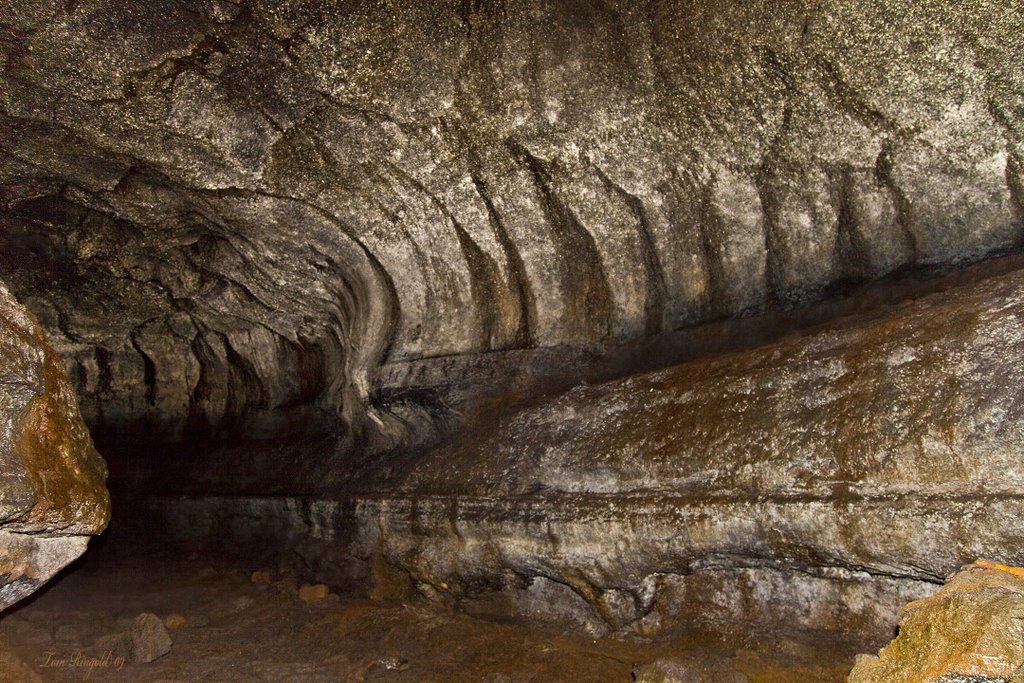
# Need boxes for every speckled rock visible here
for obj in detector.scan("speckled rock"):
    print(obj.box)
[366,266,1024,638]
[0,280,109,610]
[633,655,751,683]
[848,560,1024,683]
[130,612,172,663]
[3,0,1024,655]
[1,0,1022,470]
[138,266,1024,644]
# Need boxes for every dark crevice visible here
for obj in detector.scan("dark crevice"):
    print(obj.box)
[469,173,535,349]
[816,58,893,132]
[128,329,157,408]
[693,177,731,320]
[450,222,502,350]
[379,160,504,352]
[1007,151,1024,244]
[875,141,920,265]
[832,167,874,280]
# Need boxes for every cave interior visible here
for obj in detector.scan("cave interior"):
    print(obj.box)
[1,0,1023,681]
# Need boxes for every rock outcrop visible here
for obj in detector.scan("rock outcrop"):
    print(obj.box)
[140,265,1024,643]
[848,560,1024,683]
[1,0,1022,464]
[373,266,1024,638]
[0,282,110,610]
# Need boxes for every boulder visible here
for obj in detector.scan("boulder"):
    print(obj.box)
[366,267,1024,639]
[848,560,1024,683]
[130,613,172,663]
[298,583,330,603]
[0,281,109,610]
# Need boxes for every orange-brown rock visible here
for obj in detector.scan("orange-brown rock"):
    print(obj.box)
[848,560,1024,682]
[0,281,109,610]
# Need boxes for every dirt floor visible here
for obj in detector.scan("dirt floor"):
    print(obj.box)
[0,541,860,682]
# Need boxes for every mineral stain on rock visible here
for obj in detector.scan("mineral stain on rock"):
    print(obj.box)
[0,281,109,610]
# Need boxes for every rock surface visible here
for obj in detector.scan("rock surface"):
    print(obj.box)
[1,0,1022,468]
[130,613,172,663]
[0,548,858,682]
[848,560,1024,683]
[0,280,109,610]
[351,266,1024,637]
[297,583,329,602]
[2,0,1024,663]
[137,266,1024,643]
[633,655,751,683]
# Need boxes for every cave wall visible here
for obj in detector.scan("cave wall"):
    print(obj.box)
[0,281,109,609]
[1,0,1022,471]
[134,265,1024,642]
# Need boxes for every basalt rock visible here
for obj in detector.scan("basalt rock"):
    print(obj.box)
[355,266,1024,642]
[3,0,1024,665]
[0,281,109,610]
[1,0,1022,470]
[848,560,1024,683]
[140,266,1024,644]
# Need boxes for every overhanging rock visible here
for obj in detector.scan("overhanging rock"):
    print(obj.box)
[0,281,110,610]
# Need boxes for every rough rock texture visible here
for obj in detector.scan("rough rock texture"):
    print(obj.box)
[138,266,1024,643]
[0,281,109,610]
[848,560,1024,683]
[130,612,173,663]
[1,0,1022,464]
[363,266,1024,634]
[634,656,751,683]
[3,0,1024,661]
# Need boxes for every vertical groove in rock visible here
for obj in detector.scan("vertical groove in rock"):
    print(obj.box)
[832,168,865,280]
[379,159,506,353]
[873,143,920,265]
[128,329,158,409]
[505,138,615,342]
[1008,151,1024,240]
[469,173,534,349]
[591,162,670,335]
[450,221,502,350]
[0,0,1019,471]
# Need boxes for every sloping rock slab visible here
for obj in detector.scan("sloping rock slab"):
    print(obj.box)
[368,266,1024,638]
[140,266,1024,644]
[0,281,109,610]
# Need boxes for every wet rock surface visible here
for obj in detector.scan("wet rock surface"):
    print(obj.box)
[849,560,1024,683]
[2,1,1023,677]
[0,281,109,610]
[1,0,1022,469]
[633,655,752,683]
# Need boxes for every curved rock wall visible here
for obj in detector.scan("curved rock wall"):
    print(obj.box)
[351,265,1024,638]
[1,0,1022,452]
[133,265,1024,641]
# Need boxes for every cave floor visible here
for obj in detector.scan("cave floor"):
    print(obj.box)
[0,542,860,682]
